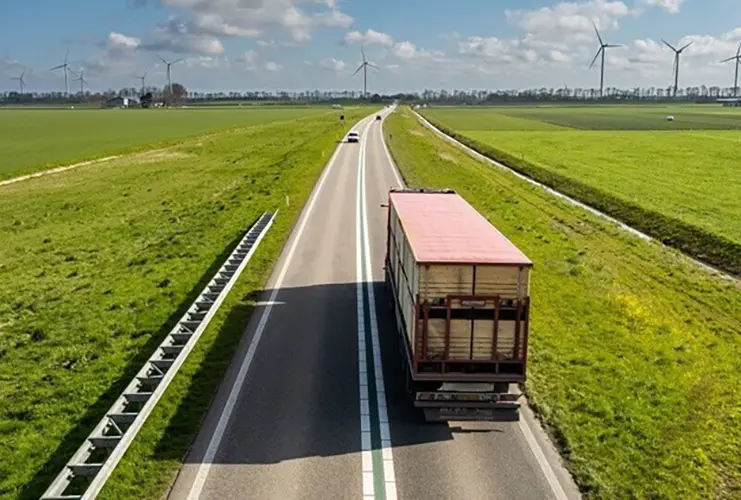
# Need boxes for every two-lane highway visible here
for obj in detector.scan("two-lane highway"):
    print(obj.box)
[168,108,582,500]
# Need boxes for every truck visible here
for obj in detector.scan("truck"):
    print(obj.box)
[384,188,533,422]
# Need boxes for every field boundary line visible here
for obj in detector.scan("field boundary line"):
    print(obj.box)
[412,109,739,283]
[40,212,277,500]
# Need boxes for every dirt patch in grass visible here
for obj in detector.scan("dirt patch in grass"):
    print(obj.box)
[438,151,459,164]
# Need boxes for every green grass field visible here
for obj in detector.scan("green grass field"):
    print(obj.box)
[0,107,337,180]
[386,107,741,499]
[0,107,374,500]
[420,105,741,276]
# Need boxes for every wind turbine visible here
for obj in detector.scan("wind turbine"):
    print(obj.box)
[352,47,378,98]
[589,22,620,98]
[136,71,148,96]
[662,39,693,98]
[157,55,183,104]
[72,69,88,97]
[50,48,72,96]
[11,71,26,94]
[721,42,741,97]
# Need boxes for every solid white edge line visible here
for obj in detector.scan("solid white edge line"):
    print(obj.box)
[186,114,374,500]
[378,109,405,189]
[518,418,569,500]
[361,116,399,500]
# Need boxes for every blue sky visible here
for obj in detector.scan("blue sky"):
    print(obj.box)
[3,0,741,93]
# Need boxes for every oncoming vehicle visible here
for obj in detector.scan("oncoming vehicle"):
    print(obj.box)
[376,115,382,121]
[347,131,360,143]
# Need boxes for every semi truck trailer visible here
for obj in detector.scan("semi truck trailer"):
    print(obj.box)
[384,188,533,422]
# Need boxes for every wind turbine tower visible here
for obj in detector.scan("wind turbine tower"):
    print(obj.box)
[662,39,693,98]
[157,55,184,104]
[11,72,26,94]
[137,72,148,96]
[589,22,620,97]
[721,43,741,97]
[72,70,88,97]
[352,47,378,98]
[50,49,72,96]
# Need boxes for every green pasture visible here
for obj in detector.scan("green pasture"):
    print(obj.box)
[0,107,339,179]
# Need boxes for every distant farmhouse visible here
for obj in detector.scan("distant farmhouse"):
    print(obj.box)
[717,97,741,107]
[103,96,138,108]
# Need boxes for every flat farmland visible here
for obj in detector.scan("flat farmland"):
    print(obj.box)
[0,106,373,499]
[0,106,334,180]
[420,105,741,276]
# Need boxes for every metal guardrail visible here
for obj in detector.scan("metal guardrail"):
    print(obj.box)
[41,212,277,500]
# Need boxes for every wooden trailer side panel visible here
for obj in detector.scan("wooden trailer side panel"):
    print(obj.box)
[416,264,530,362]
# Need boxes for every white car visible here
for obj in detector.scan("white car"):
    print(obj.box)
[347,131,360,143]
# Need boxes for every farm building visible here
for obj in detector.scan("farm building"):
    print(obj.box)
[716,98,741,107]
[103,96,137,108]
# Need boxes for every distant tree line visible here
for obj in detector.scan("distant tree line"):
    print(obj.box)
[2,83,739,107]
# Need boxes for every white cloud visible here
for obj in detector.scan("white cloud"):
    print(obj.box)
[639,0,683,14]
[140,17,225,55]
[318,57,346,72]
[391,41,443,61]
[265,61,282,71]
[153,0,353,45]
[344,29,393,46]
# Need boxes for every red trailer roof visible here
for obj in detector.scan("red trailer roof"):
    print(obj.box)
[390,191,532,266]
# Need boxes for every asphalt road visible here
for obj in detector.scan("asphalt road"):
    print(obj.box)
[168,108,582,500]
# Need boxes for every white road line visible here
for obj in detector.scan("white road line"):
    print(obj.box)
[360,122,398,500]
[186,115,374,500]
[378,110,405,189]
[518,417,569,500]
[357,118,376,500]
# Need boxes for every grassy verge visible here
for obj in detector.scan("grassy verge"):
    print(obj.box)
[417,110,741,277]
[0,106,376,500]
[0,107,337,180]
[385,107,741,499]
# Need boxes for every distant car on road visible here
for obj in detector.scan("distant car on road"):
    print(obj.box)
[376,115,382,120]
[347,131,360,143]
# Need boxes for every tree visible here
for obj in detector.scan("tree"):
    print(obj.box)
[140,92,154,108]
[164,82,187,105]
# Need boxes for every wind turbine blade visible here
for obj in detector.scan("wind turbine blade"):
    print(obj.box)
[672,55,677,78]
[143,71,148,78]
[367,63,379,69]
[173,58,185,65]
[50,64,64,71]
[721,55,737,63]
[593,22,604,46]
[352,63,364,76]
[589,47,602,69]
[679,41,693,52]
[157,54,168,65]
[64,48,69,63]
[361,46,367,63]
[662,39,677,52]
[736,42,741,58]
